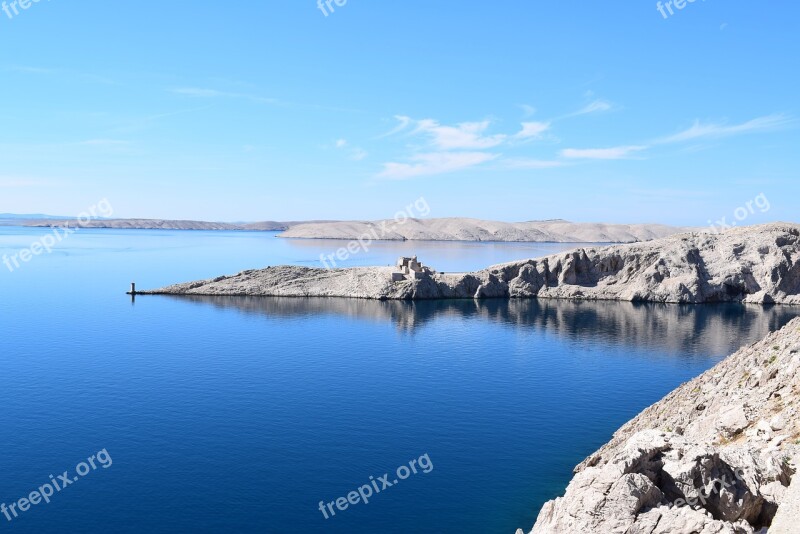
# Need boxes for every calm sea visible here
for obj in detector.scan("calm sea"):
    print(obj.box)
[1,227,798,533]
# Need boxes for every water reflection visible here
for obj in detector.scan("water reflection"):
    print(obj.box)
[163,295,800,358]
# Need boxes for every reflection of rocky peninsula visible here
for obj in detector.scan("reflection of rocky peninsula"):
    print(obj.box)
[139,224,800,305]
[165,295,800,357]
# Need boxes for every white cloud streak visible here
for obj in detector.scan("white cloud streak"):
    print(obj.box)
[560,145,647,160]
[333,138,368,161]
[560,99,613,119]
[656,114,794,144]
[378,152,498,179]
[412,119,508,150]
[170,87,280,105]
[560,114,793,160]
[377,115,414,138]
[505,158,567,169]
[516,121,551,139]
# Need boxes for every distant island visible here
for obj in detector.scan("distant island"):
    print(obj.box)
[4,216,688,243]
[8,218,297,232]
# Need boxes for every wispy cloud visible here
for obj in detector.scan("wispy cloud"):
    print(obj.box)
[377,115,414,138]
[559,99,613,119]
[170,87,280,105]
[504,158,567,169]
[382,116,552,149]
[378,152,497,179]
[333,138,368,161]
[170,86,361,113]
[561,145,647,160]
[560,114,793,161]
[109,106,211,134]
[516,121,551,140]
[578,100,612,115]
[172,87,226,98]
[656,114,794,144]
[412,119,508,150]
[519,104,537,118]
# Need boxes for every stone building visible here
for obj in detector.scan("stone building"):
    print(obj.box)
[392,256,429,281]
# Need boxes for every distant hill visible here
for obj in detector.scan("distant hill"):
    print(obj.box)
[280,218,690,243]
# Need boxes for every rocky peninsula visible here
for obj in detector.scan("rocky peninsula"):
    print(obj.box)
[137,223,800,305]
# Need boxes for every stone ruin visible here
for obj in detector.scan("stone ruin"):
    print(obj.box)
[392,256,432,281]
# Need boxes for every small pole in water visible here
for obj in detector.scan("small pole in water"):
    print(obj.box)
[130,282,136,295]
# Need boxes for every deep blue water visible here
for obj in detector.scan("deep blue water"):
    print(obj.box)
[1,227,799,533]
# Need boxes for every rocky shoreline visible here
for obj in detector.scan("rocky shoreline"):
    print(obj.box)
[520,316,800,533]
[136,223,800,305]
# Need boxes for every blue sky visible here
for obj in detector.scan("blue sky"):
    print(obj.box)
[0,1,798,224]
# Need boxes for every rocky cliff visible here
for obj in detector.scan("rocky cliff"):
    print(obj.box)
[521,316,800,533]
[139,223,800,305]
